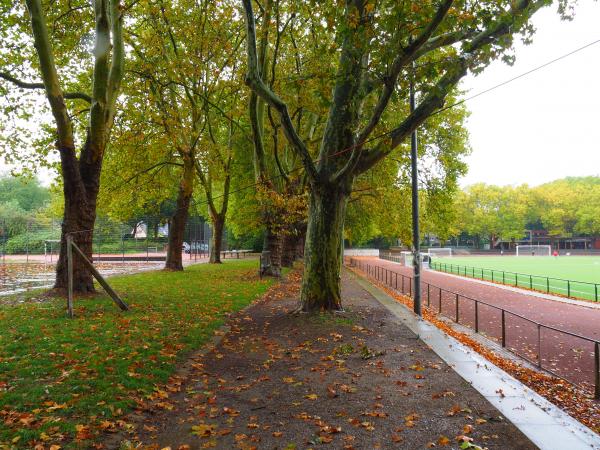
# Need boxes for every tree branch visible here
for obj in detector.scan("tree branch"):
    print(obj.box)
[107,0,125,123]
[241,0,318,182]
[0,71,92,103]
[334,0,455,183]
[355,0,545,175]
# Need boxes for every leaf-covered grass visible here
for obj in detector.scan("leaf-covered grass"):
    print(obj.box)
[0,260,274,448]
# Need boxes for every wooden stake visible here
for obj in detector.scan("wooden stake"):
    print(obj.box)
[71,242,129,311]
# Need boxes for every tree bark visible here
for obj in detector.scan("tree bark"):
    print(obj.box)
[300,184,348,311]
[209,214,225,264]
[281,233,296,268]
[165,155,194,270]
[53,138,102,293]
[295,225,306,260]
[262,227,282,276]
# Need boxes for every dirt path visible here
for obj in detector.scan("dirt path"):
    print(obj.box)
[354,257,600,389]
[113,270,536,450]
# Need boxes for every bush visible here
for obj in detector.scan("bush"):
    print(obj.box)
[4,230,60,254]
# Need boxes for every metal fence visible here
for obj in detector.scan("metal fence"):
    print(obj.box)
[0,215,219,263]
[346,257,600,399]
[430,261,600,302]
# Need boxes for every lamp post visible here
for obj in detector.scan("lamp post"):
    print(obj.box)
[410,70,422,317]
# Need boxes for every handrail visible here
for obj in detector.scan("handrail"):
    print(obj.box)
[428,260,599,301]
[377,256,599,344]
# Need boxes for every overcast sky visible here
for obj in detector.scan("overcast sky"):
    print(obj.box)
[459,0,600,187]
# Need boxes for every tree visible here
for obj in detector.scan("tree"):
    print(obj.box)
[0,0,125,292]
[117,0,244,269]
[454,183,531,248]
[0,176,50,211]
[242,0,563,310]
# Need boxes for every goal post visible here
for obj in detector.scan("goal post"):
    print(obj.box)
[427,247,453,258]
[516,244,551,256]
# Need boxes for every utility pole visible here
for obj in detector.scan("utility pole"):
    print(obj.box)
[410,69,422,317]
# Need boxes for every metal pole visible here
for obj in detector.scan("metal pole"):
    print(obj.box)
[595,342,600,400]
[67,234,74,318]
[410,66,421,317]
[501,310,506,347]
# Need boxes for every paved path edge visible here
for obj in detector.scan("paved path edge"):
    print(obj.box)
[347,268,600,450]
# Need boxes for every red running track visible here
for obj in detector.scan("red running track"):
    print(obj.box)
[350,257,600,392]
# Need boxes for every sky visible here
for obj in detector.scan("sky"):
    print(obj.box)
[459,0,600,188]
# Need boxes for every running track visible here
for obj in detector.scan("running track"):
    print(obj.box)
[350,256,600,391]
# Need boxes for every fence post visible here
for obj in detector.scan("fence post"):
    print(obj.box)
[409,277,412,297]
[595,342,600,400]
[529,275,533,289]
[67,234,74,318]
[501,310,506,347]
[546,277,550,293]
[427,284,430,307]
[537,324,542,368]
[455,294,459,322]
[567,280,571,298]
[474,301,479,333]
[492,271,494,282]
[596,284,598,302]
[438,288,442,313]
[402,276,405,293]
[502,271,505,284]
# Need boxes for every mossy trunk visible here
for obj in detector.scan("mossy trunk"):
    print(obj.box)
[300,185,348,311]
[209,214,225,264]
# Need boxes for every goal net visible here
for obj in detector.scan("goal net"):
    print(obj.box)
[427,247,453,258]
[400,251,413,267]
[516,245,551,256]
[400,251,432,267]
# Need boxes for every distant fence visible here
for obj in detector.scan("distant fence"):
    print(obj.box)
[343,248,380,256]
[0,216,218,263]
[347,256,600,399]
[430,261,599,302]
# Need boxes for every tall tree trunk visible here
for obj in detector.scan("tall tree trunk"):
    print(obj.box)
[166,155,194,270]
[300,185,348,311]
[54,141,101,293]
[209,214,225,264]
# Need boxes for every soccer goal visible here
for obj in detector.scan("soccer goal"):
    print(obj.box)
[427,247,453,258]
[516,245,551,256]
[400,251,414,267]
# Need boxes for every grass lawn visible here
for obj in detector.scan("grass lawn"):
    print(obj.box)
[430,256,600,300]
[0,259,275,448]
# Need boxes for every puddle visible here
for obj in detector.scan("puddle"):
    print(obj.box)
[0,261,166,298]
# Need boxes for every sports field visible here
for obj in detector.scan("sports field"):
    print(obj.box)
[429,256,600,301]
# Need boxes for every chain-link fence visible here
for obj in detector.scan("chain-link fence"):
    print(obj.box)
[0,215,220,295]
[0,215,221,262]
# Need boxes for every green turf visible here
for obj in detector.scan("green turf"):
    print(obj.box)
[0,259,276,448]
[429,256,600,301]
